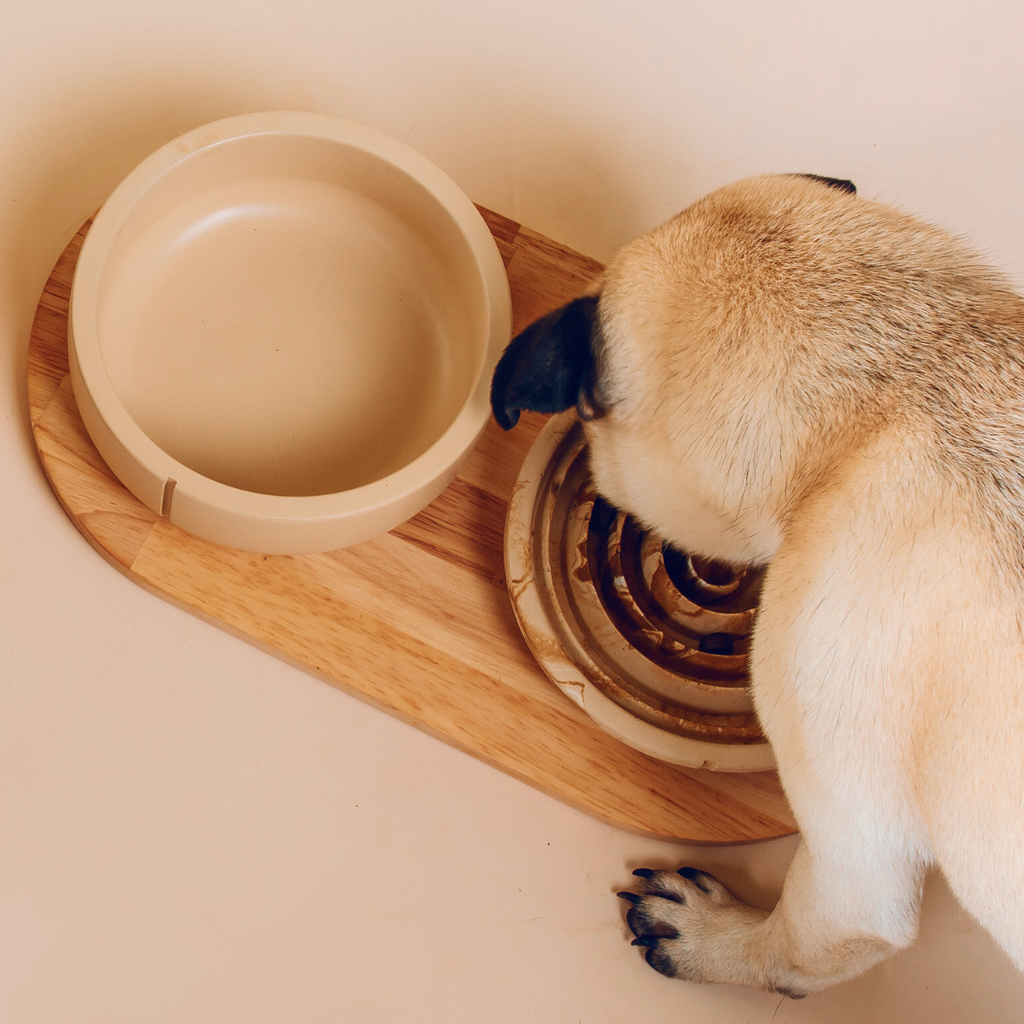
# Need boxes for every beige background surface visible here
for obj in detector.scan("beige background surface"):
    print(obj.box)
[2,1,1024,1020]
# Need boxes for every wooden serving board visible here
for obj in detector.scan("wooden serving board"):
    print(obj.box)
[27,211,796,844]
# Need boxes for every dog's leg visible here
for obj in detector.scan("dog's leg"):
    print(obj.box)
[621,728,929,995]
[620,833,923,997]
[619,463,948,995]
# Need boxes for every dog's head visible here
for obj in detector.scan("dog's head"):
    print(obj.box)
[490,173,856,434]
[489,173,858,564]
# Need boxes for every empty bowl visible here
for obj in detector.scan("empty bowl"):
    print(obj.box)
[69,111,511,553]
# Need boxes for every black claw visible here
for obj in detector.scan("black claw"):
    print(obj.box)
[626,911,680,941]
[617,891,642,905]
[631,935,660,947]
[632,867,655,878]
[645,946,679,977]
[677,866,713,892]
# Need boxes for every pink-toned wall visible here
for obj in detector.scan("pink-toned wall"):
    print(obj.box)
[2,2,1023,1020]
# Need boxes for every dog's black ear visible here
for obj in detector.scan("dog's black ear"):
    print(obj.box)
[490,295,605,430]
[795,173,857,195]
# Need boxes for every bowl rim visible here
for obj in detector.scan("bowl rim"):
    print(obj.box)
[69,110,511,541]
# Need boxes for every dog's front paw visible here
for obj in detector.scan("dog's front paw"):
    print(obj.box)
[617,867,803,997]
[617,867,734,979]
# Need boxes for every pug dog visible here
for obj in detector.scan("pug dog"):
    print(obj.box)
[489,173,1024,998]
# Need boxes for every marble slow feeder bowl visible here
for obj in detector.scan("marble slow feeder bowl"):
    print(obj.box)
[69,111,511,554]
[505,411,775,772]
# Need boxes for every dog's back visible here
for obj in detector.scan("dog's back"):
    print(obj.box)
[595,176,1024,970]
[492,174,1024,988]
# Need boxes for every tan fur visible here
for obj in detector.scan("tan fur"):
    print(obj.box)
[593,175,1024,993]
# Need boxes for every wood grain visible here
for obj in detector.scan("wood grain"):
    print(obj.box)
[27,214,797,845]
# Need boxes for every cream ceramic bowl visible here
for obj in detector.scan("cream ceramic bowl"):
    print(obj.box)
[69,112,511,554]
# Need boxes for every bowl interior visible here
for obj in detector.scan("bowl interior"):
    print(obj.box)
[94,132,488,497]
